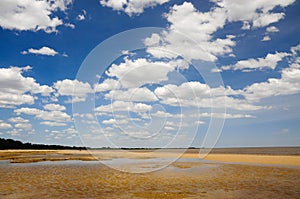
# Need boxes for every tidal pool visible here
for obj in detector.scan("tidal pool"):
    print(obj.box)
[0,158,299,198]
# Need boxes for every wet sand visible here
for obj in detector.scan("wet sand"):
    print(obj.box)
[1,148,300,166]
[0,148,299,198]
[1,161,299,198]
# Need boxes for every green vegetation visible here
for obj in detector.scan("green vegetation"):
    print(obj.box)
[0,138,86,150]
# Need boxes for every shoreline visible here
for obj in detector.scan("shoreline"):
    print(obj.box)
[1,148,300,166]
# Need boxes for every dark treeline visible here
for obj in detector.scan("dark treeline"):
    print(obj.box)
[0,138,86,150]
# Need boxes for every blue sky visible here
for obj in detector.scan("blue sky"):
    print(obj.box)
[0,0,299,148]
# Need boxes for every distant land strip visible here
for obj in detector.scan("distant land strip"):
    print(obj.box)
[0,138,86,150]
[0,138,299,155]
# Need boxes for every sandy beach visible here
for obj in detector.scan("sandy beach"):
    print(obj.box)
[1,148,300,166]
[0,148,299,198]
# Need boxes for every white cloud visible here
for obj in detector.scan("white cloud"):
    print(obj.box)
[164,126,175,131]
[102,118,128,125]
[106,58,187,88]
[121,50,136,56]
[151,61,299,110]
[50,0,73,10]
[199,112,255,119]
[77,15,85,21]
[100,0,170,16]
[241,21,250,30]
[0,120,12,129]
[253,13,285,28]
[145,1,294,62]
[40,121,67,126]
[94,79,120,92]
[44,103,66,111]
[95,101,152,113]
[73,113,95,119]
[144,33,161,46]
[63,126,78,135]
[105,87,158,102]
[266,26,279,33]
[221,52,290,71]
[212,0,295,28]
[14,107,71,122]
[0,0,72,33]
[212,46,300,105]
[0,94,34,108]
[211,68,222,73]
[145,2,235,61]
[262,35,271,42]
[0,66,53,107]
[62,52,69,57]
[291,44,300,55]
[77,9,86,21]
[162,95,263,111]
[21,46,58,56]
[244,67,300,102]
[14,123,32,130]
[154,81,239,100]
[8,117,29,123]
[154,82,263,111]
[150,111,182,118]
[65,23,75,29]
[54,79,93,102]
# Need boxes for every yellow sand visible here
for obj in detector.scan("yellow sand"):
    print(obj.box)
[203,154,300,166]
[1,149,299,166]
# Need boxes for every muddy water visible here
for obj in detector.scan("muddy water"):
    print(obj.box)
[0,160,299,199]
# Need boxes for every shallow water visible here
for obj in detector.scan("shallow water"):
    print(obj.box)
[0,158,299,199]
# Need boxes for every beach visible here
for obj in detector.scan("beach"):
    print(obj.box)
[0,148,299,198]
[1,148,300,166]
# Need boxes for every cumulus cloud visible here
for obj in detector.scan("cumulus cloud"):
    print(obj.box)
[150,111,182,118]
[21,46,59,56]
[54,79,93,102]
[261,26,280,42]
[40,121,67,126]
[100,0,170,16]
[154,81,263,111]
[105,87,158,102]
[0,66,53,107]
[262,35,271,42]
[94,79,120,92]
[291,44,300,55]
[164,126,176,131]
[144,33,161,46]
[0,0,73,33]
[44,103,66,111]
[266,26,280,33]
[14,107,71,123]
[95,101,152,113]
[64,23,75,29]
[218,51,300,103]
[221,52,290,71]
[105,58,188,88]
[153,48,300,109]
[145,1,294,62]
[154,81,239,100]
[244,66,300,102]
[8,117,30,123]
[102,118,128,125]
[241,21,250,30]
[145,2,235,61]
[14,123,32,130]
[0,120,12,129]
[199,112,255,119]
[77,9,86,21]
[212,0,295,28]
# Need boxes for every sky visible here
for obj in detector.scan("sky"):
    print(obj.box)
[0,0,299,148]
